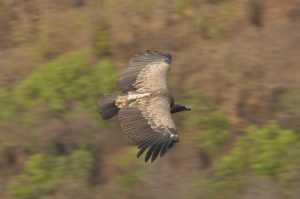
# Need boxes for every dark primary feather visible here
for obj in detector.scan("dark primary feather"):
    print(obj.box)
[97,50,186,162]
[129,50,172,67]
[116,50,172,93]
[118,103,178,162]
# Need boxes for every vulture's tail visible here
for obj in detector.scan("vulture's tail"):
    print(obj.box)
[97,94,119,120]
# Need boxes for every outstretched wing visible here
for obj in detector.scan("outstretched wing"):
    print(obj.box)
[116,50,172,93]
[118,96,178,162]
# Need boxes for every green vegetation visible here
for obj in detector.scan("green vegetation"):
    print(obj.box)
[8,149,93,199]
[0,89,16,126]
[194,122,300,199]
[112,170,143,190]
[184,93,231,154]
[172,0,190,15]
[8,153,63,199]
[105,147,145,199]
[192,1,234,40]
[15,51,117,114]
[113,147,144,189]
[117,147,140,168]
[1,1,299,199]
[272,88,300,113]
[93,25,111,57]
[1,50,118,199]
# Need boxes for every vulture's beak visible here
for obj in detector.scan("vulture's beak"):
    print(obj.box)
[186,106,192,111]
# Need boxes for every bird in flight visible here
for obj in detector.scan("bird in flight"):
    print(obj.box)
[97,50,191,162]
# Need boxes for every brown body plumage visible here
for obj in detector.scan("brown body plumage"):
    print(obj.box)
[97,50,191,162]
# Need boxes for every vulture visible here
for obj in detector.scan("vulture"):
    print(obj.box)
[97,50,191,162]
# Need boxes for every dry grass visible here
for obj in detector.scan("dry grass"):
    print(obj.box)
[1,1,300,199]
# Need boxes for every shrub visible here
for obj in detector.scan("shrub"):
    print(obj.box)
[93,26,111,57]
[183,92,231,154]
[0,89,16,126]
[194,122,300,199]
[8,149,93,199]
[15,51,118,114]
[7,153,65,199]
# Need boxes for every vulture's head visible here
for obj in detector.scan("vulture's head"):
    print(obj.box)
[171,103,191,114]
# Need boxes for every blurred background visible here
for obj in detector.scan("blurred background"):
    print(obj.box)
[0,0,300,198]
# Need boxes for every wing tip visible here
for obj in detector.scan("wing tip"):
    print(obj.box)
[145,50,172,64]
[136,134,179,163]
[130,50,172,66]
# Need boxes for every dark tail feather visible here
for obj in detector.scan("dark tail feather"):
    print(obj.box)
[96,94,119,120]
